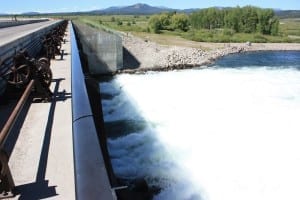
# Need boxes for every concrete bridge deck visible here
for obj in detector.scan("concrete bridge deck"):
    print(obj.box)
[0,20,58,47]
[6,23,75,199]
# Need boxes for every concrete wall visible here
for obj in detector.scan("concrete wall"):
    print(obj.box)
[72,22,123,75]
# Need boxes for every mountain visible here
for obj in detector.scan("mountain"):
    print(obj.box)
[275,10,300,18]
[2,3,298,16]
[102,6,124,12]
[92,3,175,14]
[22,12,40,15]
[91,4,300,16]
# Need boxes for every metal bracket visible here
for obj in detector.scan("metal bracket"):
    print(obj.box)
[32,77,53,102]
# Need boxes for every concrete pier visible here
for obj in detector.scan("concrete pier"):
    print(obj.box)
[73,22,123,75]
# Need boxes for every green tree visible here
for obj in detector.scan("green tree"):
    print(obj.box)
[171,13,189,31]
[190,6,278,35]
[206,8,222,29]
[270,18,279,35]
[240,6,258,33]
[159,13,171,29]
[190,12,201,29]
[257,9,275,34]
[224,8,241,32]
[149,15,162,33]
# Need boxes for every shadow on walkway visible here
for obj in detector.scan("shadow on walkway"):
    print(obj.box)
[13,78,71,199]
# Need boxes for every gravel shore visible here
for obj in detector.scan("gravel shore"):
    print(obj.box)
[120,33,300,73]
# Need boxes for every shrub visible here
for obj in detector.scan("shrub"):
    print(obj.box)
[117,20,123,26]
[149,15,162,33]
[171,13,190,32]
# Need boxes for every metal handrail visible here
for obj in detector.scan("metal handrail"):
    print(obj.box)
[0,79,35,195]
[0,80,35,145]
[70,22,115,200]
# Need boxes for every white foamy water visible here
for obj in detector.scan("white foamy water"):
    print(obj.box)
[100,66,300,200]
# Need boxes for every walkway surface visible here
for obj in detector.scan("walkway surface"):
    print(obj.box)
[7,23,75,199]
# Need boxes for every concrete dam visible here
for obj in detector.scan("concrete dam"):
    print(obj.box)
[2,19,299,200]
[0,20,129,199]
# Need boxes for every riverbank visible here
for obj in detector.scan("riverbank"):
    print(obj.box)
[120,33,300,73]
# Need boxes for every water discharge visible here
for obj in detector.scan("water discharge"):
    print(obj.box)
[99,51,300,200]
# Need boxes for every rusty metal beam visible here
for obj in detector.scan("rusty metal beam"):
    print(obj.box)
[0,79,34,196]
[0,79,35,146]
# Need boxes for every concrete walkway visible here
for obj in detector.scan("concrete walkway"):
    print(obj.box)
[7,23,75,199]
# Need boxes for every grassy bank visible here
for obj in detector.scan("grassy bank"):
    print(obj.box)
[77,15,300,43]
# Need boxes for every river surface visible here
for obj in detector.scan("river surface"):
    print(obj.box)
[99,51,300,200]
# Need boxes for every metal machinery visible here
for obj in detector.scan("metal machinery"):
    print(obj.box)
[0,20,68,197]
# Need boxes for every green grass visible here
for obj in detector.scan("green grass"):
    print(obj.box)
[76,15,300,43]
[77,15,150,32]
[181,29,300,43]
[279,18,300,36]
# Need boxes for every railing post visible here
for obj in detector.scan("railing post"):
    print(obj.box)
[60,50,64,60]
[0,149,14,198]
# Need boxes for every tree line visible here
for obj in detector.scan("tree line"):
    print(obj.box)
[149,6,279,35]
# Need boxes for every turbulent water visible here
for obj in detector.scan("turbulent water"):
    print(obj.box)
[99,51,300,200]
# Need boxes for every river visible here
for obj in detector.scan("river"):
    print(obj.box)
[99,51,300,200]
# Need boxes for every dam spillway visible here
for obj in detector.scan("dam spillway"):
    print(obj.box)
[99,51,300,200]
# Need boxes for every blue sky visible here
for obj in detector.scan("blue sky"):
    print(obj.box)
[1,0,299,14]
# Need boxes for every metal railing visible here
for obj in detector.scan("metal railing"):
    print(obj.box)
[70,22,115,200]
[0,79,35,197]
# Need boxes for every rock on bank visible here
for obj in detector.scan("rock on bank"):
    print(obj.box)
[120,33,247,73]
[120,33,300,73]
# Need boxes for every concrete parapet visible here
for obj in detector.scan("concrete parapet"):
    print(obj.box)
[70,23,115,200]
[72,22,123,75]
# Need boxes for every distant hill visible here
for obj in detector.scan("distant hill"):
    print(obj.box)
[22,12,40,15]
[92,3,175,14]
[91,4,300,17]
[2,3,299,17]
[275,10,300,18]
